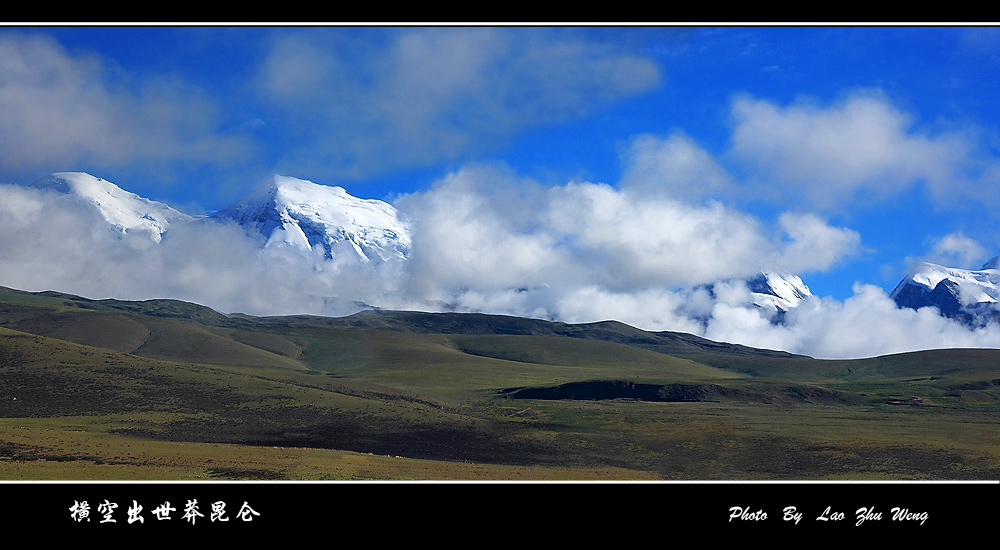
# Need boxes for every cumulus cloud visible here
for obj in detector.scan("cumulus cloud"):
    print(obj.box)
[766,284,1000,359]
[692,283,998,359]
[916,231,991,269]
[387,164,865,341]
[394,165,568,303]
[256,28,661,179]
[729,90,976,208]
[388,166,997,360]
[546,182,774,288]
[0,33,247,175]
[775,212,862,273]
[618,132,734,201]
[395,163,860,296]
[551,286,707,335]
[549,281,1000,360]
[0,161,861,323]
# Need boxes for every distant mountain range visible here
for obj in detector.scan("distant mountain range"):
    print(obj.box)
[32,172,410,266]
[22,172,1000,327]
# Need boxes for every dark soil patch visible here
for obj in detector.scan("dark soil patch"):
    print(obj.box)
[500,380,848,405]
[157,405,555,466]
[500,380,742,402]
[0,360,255,418]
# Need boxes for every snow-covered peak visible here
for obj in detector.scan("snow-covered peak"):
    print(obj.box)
[699,270,813,321]
[891,258,1000,327]
[214,175,410,264]
[30,172,192,242]
[747,271,813,312]
[892,260,999,307]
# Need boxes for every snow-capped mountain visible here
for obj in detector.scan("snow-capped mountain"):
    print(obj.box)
[891,257,1000,325]
[30,172,193,242]
[212,175,410,265]
[699,270,813,322]
[746,271,812,313]
[27,172,411,267]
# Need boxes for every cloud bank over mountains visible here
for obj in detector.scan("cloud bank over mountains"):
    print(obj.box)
[2,28,1000,360]
[1,169,997,361]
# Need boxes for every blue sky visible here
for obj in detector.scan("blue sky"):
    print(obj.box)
[1,26,999,357]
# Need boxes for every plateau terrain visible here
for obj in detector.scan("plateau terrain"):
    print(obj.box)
[1,285,997,480]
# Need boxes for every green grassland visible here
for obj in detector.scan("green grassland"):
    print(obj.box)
[0,286,998,480]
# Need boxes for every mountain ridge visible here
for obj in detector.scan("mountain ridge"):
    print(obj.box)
[0,284,801,359]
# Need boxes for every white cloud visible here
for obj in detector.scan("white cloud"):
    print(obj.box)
[918,231,990,269]
[783,284,1000,358]
[547,182,775,288]
[775,212,862,273]
[395,164,861,298]
[703,300,797,352]
[257,28,661,179]
[618,132,734,201]
[729,90,974,208]
[394,165,569,304]
[391,164,863,336]
[662,282,999,359]
[387,164,1000,360]
[0,34,247,174]
[551,286,707,335]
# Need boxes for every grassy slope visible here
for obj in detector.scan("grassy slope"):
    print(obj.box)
[0,293,305,370]
[0,326,678,478]
[1,288,998,480]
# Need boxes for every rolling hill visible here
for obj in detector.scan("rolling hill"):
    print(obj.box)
[1,285,998,480]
